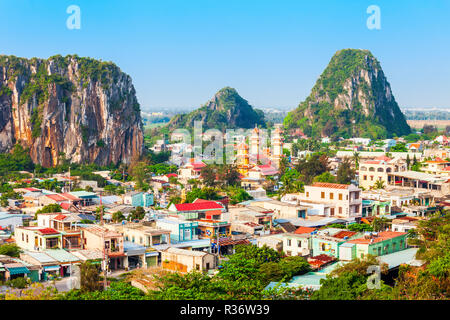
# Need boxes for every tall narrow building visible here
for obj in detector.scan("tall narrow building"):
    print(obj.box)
[271,125,284,168]
[236,142,251,176]
[250,126,260,156]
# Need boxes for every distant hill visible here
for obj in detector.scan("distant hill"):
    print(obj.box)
[167,87,266,132]
[284,49,411,139]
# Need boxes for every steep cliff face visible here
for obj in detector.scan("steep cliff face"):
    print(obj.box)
[0,55,143,167]
[168,87,266,132]
[284,49,411,139]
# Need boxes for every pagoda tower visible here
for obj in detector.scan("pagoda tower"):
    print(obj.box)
[271,126,284,167]
[250,125,260,156]
[236,142,251,177]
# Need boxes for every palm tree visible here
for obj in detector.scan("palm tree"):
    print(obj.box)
[353,151,360,170]
[373,179,385,190]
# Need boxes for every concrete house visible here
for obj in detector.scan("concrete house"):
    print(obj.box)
[161,247,216,273]
[282,233,312,257]
[346,231,408,259]
[303,182,362,219]
[15,226,62,251]
[123,191,154,208]
[80,226,125,270]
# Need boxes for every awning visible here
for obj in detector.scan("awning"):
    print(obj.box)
[43,265,60,272]
[7,266,30,275]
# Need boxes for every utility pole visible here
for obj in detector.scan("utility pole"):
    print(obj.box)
[102,234,108,290]
[100,192,104,226]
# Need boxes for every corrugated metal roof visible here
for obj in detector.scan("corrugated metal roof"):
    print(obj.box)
[23,250,58,264]
[44,249,80,263]
[376,248,419,269]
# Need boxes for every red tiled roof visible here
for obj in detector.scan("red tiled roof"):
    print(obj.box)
[347,231,407,244]
[308,254,336,269]
[333,230,357,239]
[37,228,60,235]
[45,194,68,202]
[189,161,206,170]
[60,193,81,201]
[25,188,40,192]
[294,226,316,235]
[174,202,223,212]
[53,214,67,221]
[309,254,336,263]
[60,203,72,211]
[311,182,351,189]
[213,238,250,246]
[166,173,178,178]
[375,155,392,162]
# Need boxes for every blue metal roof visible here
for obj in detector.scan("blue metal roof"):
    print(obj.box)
[377,248,419,269]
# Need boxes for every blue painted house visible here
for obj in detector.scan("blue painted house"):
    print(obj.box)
[124,191,154,208]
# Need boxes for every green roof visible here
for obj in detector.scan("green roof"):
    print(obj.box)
[44,249,80,263]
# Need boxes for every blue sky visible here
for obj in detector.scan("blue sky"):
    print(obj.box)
[1,0,449,110]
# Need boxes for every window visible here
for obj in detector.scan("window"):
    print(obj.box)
[363,175,367,180]
[26,235,28,243]
[286,251,292,256]
[22,233,24,241]
[287,239,292,246]
[306,192,309,197]
[339,193,343,200]
[370,176,374,181]
[339,207,342,214]
[321,192,325,199]
[330,193,334,200]
[330,208,335,216]
[297,240,302,248]
[195,264,200,270]
[354,192,359,199]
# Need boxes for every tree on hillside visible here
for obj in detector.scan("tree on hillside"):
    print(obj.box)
[295,154,328,184]
[200,166,216,187]
[129,206,145,221]
[112,211,125,223]
[313,172,336,183]
[0,243,21,257]
[130,161,148,191]
[35,203,62,219]
[336,157,355,184]
[79,262,102,292]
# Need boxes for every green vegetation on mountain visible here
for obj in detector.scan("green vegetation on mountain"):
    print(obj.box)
[284,49,411,139]
[167,87,266,132]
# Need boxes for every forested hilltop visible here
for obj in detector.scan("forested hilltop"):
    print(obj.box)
[284,49,411,139]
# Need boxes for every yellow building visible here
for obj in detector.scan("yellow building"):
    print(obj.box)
[236,142,251,176]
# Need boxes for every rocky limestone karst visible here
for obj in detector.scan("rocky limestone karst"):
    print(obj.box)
[0,54,143,167]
